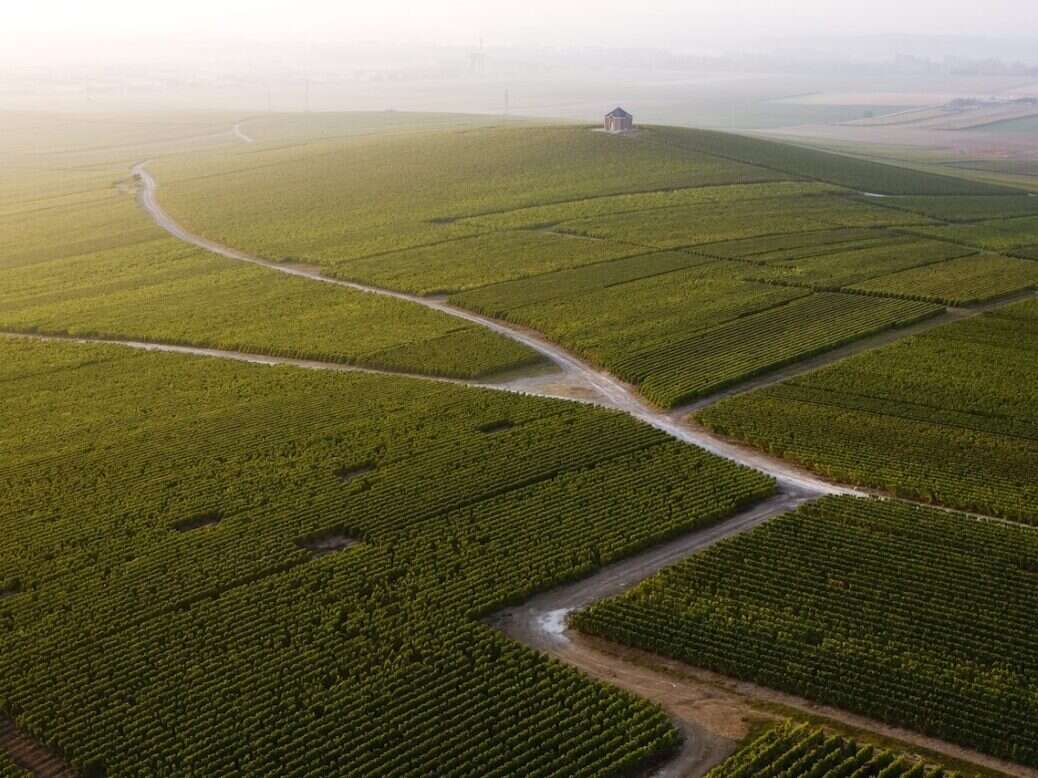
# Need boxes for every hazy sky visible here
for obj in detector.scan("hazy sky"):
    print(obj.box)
[4,0,1034,59]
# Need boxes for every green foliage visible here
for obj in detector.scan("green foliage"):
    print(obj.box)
[857,194,1038,222]
[0,338,774,775]
[0,178,539,379]
[912,216,1038,251]
[455,181,834,232]
[744,239,975,290]
[151,125,781,266]
[645,126,1023,195]
[697,301,1038,521]
[696,227,898,261]
[0,756,28,778]
[615,293,941,407]
[554,193,927,250]
[849,253,1038,305]
[576,496,1038,767]
[453,251,726,315]
[706,721,978,778]
[329,229,645,295]
[457,260,811,370]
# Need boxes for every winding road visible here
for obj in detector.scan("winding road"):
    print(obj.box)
[115,152,1035,778]
[131,162,863,498]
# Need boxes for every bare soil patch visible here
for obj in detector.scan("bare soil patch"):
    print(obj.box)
[171,511,222,532]
[297,532,359,558]
[0,717,74,778]
[477,420,514,434]
[334,464,374,483]
[565,632,1035,778]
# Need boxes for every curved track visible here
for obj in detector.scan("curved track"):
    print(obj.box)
[126,155,1033,778]
[131,162,860,497]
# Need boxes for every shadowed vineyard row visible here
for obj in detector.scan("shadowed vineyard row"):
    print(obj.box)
[707,721,979,778]
[0,337,774,777]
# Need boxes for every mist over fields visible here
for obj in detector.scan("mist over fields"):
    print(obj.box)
[2,0,1036,128]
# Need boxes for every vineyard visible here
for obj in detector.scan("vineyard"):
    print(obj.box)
[551,191,928,249]
[139,120,1038,413]
[856,194,1038,223]
[742,239,976,290]
[848,253,1038,306]
[707,721,980,778]
[574,496,1038,766]
[614,293,941,407]
[6,110,1038,777]
[697,299,1038,521]
[0,337,775,776]
[148,124,785,266]
[638,126,1021,195]
[0,169,539,379]
[913,215,1038,252]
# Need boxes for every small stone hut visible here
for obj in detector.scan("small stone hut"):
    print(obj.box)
[604,107,634,133]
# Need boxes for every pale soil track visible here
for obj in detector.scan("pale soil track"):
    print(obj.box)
[131,161,865,497]
[490,490,1038,778]
[7,155,1014,777]
[231,121,255,144]
[0,718,72,778]
[670,285,1037,417]
[0,331,533,394]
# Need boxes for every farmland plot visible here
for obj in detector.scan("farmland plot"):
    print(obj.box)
[912,215,1038,252]
[743,238,974,289]
[697,300,1038,521]
[554,193,929,250]
[850,253,1038,305]
[0,337,774,777]
[0,174,539,379]
[575,496,1038,767]
[707,721,981,778]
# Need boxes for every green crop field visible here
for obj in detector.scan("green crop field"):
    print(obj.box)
[141,118,1036,410]
[696,227,902,261]
[698,300,1038,521]
[6,108,1038,777]
[0,130,540,379]
[617,293,941,407]
[0,236,537,378]
[0,336,775,776]
[849,253,1038,306]
[912,215,1038,252]
[640,127,1021,196]
[329,229,646,295]
[149,125,785,267]
[743,238,975,289]
[707,721,980,778]
[455,259,811,366]
[552,191,929,249]
[857,194,1038,223]
[575,496,1038,767]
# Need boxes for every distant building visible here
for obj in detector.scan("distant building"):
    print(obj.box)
[604,107,634,133]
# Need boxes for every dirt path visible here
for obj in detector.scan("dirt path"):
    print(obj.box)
[130,161,865,497]
[488,491,812,777]
[121,153,1036,778]
[550,634,1038,778]
[232,121,255,144]
[490,494,1038,778]
[0,330,589,400]
[0,718,72,778]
